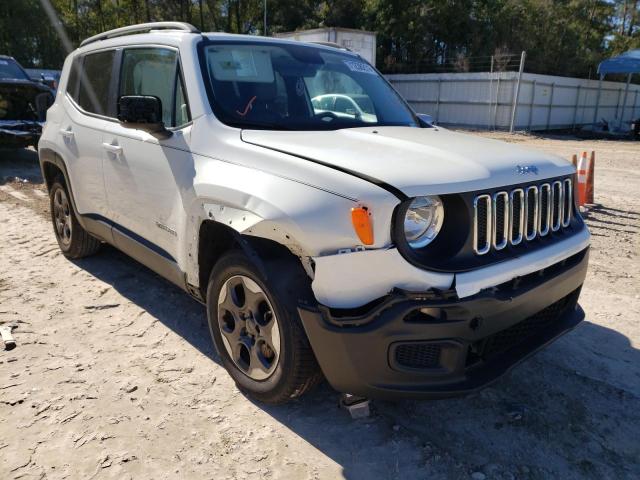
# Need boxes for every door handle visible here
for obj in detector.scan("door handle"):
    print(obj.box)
[59,128,74,139]
[102,142,123,155]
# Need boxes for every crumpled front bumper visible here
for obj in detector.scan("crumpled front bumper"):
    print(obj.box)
[0,120,42,147]
[311,226,591,308]
[299,248,588,400]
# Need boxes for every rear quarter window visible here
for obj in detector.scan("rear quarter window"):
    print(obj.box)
[66,57,81,101]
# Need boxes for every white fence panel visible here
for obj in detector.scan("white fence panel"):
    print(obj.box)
[387,72,640,131]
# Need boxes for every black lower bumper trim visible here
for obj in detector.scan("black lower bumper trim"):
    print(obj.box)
[299,248,589,400]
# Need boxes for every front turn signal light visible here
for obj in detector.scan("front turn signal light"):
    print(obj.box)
[351,207,374,245]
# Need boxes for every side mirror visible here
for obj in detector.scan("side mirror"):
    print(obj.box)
[117,95,171,138]
[416,113,435,127]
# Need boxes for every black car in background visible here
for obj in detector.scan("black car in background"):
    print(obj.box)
[26,68,61,91]
[0,55,55,149]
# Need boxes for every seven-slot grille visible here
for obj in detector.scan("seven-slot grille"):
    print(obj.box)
[473,178,573,255]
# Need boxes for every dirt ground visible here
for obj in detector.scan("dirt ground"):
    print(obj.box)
[1,133,639,480]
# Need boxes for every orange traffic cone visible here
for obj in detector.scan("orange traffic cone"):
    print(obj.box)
[576,151,588,207]
[571,154,578,168]
[585,151,595,205]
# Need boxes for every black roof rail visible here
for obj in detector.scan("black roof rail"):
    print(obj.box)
[80,22,200,47]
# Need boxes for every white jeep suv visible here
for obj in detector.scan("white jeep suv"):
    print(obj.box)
[39,22,590,403]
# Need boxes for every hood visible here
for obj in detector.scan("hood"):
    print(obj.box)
[241,127,575,197]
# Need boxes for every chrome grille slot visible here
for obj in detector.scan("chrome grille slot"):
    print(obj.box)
[492,192,509,250]
[551,181,563,231]
[473,195,492,255]
[472,178,574,256]
[538,183,551,236]
[509,189,524,245]
[562,178,572,227]
[525,186,538,241]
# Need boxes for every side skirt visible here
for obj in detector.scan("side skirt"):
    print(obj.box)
[81,213,188,293]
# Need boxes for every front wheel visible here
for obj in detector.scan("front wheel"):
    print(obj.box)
[206,251,322,404]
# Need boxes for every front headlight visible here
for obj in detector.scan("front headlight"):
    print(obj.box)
[403,196,444,248]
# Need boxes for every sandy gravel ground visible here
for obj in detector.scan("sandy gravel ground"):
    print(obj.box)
[1,133,639,480]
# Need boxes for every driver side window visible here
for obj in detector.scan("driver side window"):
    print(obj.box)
[120,47,191,128]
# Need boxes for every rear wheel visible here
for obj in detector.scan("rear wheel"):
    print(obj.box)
[206,251,322,404]
[49,180,101,258]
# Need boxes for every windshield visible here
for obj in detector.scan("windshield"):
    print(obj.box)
[0,58,29,80]
[200,41,418,130]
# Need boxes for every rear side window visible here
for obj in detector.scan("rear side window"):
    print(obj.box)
[119,48,190,128]
[77,50,115,116]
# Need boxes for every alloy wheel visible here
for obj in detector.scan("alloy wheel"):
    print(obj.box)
[217,275,281,380]
[53,188,72,246]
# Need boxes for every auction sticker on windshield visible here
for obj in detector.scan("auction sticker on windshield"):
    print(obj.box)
[208,46,274,83]
[343,60,376,75]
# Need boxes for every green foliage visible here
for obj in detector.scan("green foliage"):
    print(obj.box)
[0,0,637,77]
[608,0,640,54]
[0,0,67,69]
[365,0,616,77]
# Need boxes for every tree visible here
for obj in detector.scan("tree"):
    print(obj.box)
[0,0,628,78]
[609,0,640,53]
[0,0,67,68]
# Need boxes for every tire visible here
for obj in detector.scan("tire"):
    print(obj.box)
[49,180,101,259]
[206,250,322,404]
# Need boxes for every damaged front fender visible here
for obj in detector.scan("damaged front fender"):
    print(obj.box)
[184,198,318,288]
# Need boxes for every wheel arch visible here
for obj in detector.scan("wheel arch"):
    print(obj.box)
[38,148,89,230]
[196,219,312,300]
[39,147,68,188]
